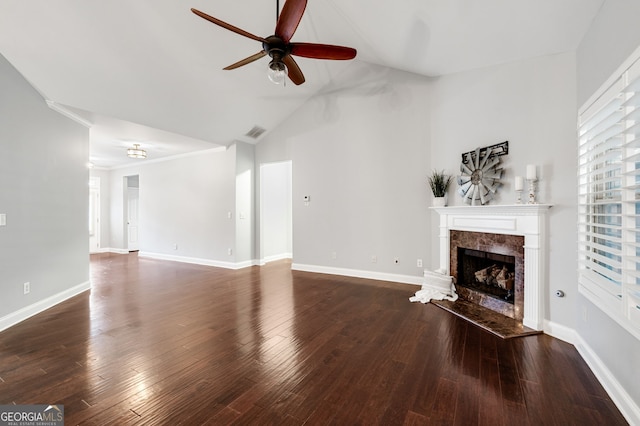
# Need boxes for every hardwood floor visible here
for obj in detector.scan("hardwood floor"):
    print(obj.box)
[0,253,627,425]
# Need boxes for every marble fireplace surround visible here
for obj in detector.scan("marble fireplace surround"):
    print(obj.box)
[431,205,552,331]
[451,230,524,321]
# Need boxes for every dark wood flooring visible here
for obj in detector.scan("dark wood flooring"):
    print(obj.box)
[0,253,627,425]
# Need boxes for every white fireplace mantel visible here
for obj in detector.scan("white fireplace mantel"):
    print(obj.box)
[431,204,552,330]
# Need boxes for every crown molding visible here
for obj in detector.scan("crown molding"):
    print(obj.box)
[46,100,92,128]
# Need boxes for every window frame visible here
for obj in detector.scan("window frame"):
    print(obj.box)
[578,45,640,341]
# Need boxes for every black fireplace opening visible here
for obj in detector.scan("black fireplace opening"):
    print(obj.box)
[457,247,516,304]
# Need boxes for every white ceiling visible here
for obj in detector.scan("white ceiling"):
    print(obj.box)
[0,0,603,168]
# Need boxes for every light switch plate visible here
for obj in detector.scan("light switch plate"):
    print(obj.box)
[0,214,6,226]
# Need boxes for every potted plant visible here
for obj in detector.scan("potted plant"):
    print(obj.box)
[428,170,452,206]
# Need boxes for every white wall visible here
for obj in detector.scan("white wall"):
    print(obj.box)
[577,0,640,107]
[576,0,640,417]
[257,62,432,281]
[107,147,237,264]
[429,52,578,328]
[0,53,89,326]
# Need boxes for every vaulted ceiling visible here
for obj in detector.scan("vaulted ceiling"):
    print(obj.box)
[0,0,603,167]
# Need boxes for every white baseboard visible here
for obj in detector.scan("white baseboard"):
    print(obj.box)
[291,263,423,286]
[90,248,129,254]
[574,334,640,425]
[545,320,639,424]
[259,252,293,265]
[544,319,578,344]
[138,251,257,270]
[0,281,90,332]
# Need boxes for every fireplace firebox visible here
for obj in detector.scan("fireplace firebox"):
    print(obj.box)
[457,248,516,304]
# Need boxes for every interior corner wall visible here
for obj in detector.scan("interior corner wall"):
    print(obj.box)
[0,53,89,321]
[428,53,578,329]
[576,0,640,413]
[107,148,236,262]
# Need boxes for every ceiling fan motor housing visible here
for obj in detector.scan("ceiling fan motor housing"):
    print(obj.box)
[263,35,290,63]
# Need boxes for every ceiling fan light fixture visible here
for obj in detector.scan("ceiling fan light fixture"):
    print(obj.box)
[267,59,288,85]
[191,0,356,86]
[127,143,147,159]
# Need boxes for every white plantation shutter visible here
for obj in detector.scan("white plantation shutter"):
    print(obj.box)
[578,51,640,338]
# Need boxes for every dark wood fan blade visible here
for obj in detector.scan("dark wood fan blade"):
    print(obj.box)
[290,42,357,60]
[223,51,267,70]
[283,55,305,85]
[274,0,307,43]
[191,8,267,43]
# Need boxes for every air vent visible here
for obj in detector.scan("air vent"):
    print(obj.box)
[245,126,266,139]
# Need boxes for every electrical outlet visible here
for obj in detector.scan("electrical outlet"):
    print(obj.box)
[228,248,233,256]
[173,243,178,250]
[331,251,337,259]
[371,255,377,263]
[23,282,30,295]
[582,306,587,322]
[417,259,423,267]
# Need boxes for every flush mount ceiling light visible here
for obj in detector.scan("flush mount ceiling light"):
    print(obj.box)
[127,144,147,159]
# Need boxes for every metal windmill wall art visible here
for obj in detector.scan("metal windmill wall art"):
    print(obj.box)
[457,142,507,205]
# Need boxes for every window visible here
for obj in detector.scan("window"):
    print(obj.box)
[578,48,640,339]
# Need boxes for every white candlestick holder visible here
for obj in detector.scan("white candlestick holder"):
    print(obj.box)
[527,179,537,204]
[516,190,523,204]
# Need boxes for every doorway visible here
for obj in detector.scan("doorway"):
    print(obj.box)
[259,161,292,263]
[89,176,101,253]
[124,175,140,252]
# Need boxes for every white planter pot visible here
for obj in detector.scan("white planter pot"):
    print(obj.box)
[433,196,447,207]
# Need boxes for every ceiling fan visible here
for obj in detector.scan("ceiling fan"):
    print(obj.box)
[191,0,357,85]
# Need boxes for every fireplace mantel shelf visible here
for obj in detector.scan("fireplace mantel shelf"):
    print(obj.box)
[430,204,552,216]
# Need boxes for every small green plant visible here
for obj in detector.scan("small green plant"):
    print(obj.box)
[428,170,452,197]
